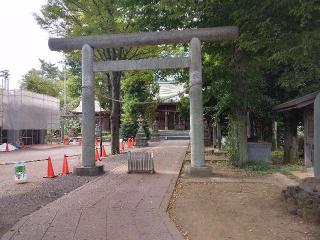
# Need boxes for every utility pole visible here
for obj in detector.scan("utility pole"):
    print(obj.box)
[61,58,67,142]
[0,70,9,144]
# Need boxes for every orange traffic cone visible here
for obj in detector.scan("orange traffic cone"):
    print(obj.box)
[62,155,70,175]
[120,142,125,153]
[44,156,56,178]
[95,148,101,161]
[102,146,107,158]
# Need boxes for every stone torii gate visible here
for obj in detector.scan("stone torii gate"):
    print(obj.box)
[49,27,239,176]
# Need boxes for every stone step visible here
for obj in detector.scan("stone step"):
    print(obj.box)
[160,136,190,140]
[158,130,190,140]
[159,130,190,136]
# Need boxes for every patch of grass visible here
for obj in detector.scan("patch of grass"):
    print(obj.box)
[244,161,273,172]
[239,161,304,177]
[277,164,304,176]
[272,149,284,158]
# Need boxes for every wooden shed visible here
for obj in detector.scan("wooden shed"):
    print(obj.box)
[273,91,320,167]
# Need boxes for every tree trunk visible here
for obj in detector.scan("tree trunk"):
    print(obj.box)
[230,44,248,167]
[237,111,249,167]
[272,121,278,150]
[283,122,298,164]
[110,71,121,154]
[231,112,248,167]
[229,113,248,167]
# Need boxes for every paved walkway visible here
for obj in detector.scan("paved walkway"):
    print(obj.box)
[1,140,188,240]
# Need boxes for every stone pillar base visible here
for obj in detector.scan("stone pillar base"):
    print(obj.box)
[150,133,160,142]
[185,165,212,177]
[135,131,149,147]
[73,165,104,176]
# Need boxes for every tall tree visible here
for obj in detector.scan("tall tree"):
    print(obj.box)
[121,71,159,138]
[126,0,320,164]
[20,68,61,97]
[35,0,166,154]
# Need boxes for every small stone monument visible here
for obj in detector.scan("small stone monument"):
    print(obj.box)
[135,115,148,147]
[150,120,161,142]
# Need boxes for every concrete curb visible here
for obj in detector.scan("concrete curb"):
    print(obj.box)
[158,144,189,240]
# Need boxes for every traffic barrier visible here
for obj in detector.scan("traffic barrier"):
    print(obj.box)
[43,156,56,178]
[0,154,81,166]
[62,155,70,174]
[128,151,154,174]
[95,148,101,161]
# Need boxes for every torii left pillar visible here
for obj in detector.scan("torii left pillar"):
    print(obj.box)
[73,44,104,176]
[186,38,212,176]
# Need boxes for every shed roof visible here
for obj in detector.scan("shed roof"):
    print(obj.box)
[273,90,320,112]
[158,82,185,103]
[72,100,105,114]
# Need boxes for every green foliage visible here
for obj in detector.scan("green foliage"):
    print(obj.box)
[36,0,320,156]
[121,71,159,137]
[241,161,303,178]
[243,161,272,172]
[120,122,138,139]
[272,149,284,158]
[39,58,61,80]
[277,164,304,176]
[35,0,174,153]
[129,0,320,141]
[20,68,61,98]
[121,71,159,122]
[177,96,190,121]
[66,118,81,137]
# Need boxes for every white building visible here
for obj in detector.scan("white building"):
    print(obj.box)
[0,89,60,145]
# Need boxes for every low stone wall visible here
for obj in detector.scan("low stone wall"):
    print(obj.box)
[248,142,272,164]
[282,177,320,223]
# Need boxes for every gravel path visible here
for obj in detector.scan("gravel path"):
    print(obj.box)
[0,175,95,236]
[0,144,124,238]
[1,140,188,240]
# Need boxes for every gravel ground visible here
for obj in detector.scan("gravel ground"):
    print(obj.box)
[0,143,125,238]
[0,175,96,236]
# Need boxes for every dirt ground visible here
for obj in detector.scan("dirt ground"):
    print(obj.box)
[168,162,320,240]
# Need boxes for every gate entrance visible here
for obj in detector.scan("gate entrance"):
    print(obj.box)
[49,27,239,176]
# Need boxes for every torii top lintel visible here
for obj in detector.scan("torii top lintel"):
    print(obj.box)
[48,26,238,51]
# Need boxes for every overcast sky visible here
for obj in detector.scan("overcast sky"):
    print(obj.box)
[0,0,63,89]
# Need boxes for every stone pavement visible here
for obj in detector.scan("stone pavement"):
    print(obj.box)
[1,140,188,240]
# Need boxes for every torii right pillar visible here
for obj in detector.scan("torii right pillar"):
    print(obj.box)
[186,38,212,177]
[314,93,320,178]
